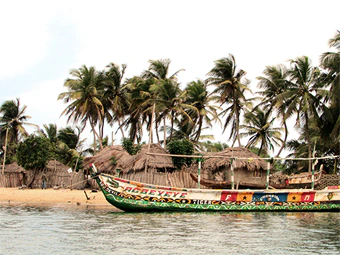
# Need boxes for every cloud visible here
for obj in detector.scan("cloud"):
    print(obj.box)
[1,0,339,155]
[0,2,55,79]
[18,78,67,132]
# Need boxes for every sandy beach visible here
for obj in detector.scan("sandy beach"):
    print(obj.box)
[0,187,120,210]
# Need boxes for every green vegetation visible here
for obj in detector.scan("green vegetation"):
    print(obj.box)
[121,138,142,155]
[167,139,194,170]
[16,135,53,170]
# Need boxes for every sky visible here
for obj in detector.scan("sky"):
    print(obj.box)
[0,0,339,155]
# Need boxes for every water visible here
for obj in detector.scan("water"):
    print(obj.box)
[0,205,339,255]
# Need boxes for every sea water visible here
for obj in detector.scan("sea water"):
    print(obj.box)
[0,205,339,255]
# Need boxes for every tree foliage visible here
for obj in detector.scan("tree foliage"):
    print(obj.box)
[16,135,53,170]
[121,138,141,155]
[167,139,194,170]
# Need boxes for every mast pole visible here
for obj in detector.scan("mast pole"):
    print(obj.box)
[145,103,156,172]
[231,158,234,190]
[266,160,270,190]
[2,127,9,175]
[311,143,316,190]
[197,156,202,189]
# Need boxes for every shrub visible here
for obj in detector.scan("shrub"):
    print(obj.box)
[167,139,194,170]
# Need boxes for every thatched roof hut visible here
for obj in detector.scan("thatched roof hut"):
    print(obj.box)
[0,163,26,188]
[45,160,71,172]
[82,144,194,188]
[120,143,175,172]
[201,147,268,172]
[187,147,269,189]
[0,160,85,189]
[83,144,175,174]
[83,145,129,173]
[1,162,26,173]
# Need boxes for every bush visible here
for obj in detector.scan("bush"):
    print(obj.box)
[167,139,194,170]
[16,135,53,170]
[121,138,141,155]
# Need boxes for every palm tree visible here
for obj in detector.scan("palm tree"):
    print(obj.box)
[277,56,323,171]
[58,65,105,153]
[318,31,340,171]
[39,124,86,169]
[206,54,251,146]
[240,107,283,156]
[103,63,129,139]
[150,78,193,145]
[0,98,37,174]
[256,64,289,157]
[56,126,85,169]
[321,31,340,96]
[183,79,220,142]
[142,59,184,80]
[39,123,58,144]
[123,76,153,143]
[142,59,185,146]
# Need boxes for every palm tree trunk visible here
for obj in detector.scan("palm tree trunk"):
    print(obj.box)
[163,117,167,148]
[195,119,202,143]
[258,142,264,156]
[169,111,175,142]
[155,121,160,144]
[118,118,125,139]
[90,121,101,154]
[276,120,288,157]
[97,125,103,150]
[304,112,312,172]
[235,109,241,147]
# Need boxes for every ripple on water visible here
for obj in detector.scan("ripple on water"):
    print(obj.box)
[0,206,339,255]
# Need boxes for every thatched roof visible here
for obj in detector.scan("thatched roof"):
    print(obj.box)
[2,160,70,173]
[82,145,129,172]
[2,162,26,173]
[83,144,175,173]
[120,143,174,171]
[45,160,71,172]
[199,147,268,172]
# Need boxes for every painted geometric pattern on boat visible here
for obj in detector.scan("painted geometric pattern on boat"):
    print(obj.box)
[104,193,340,211]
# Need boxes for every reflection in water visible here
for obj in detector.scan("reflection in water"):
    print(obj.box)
[0,205,339,255]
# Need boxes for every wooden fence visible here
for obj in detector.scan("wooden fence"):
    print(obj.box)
[0,170,86,190]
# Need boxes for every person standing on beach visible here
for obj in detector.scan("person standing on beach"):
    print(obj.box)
[41,173,47,189]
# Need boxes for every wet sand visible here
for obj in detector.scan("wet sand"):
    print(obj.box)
[0,187,120,210]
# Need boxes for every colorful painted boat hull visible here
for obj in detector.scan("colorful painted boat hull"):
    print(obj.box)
[91,166,340,212]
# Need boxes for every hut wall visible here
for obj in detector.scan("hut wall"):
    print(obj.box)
[232,170,267,186]
[0,172,25,188]
[23,171,86,190]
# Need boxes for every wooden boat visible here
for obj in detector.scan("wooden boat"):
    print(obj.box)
[90,164,340,212]
[189,170,323,189]
[189,173,267,189]
[270,170,323,189]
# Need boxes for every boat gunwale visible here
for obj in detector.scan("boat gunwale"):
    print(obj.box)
[100,173,336,194]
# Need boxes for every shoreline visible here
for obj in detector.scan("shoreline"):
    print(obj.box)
[0,187,121,211]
